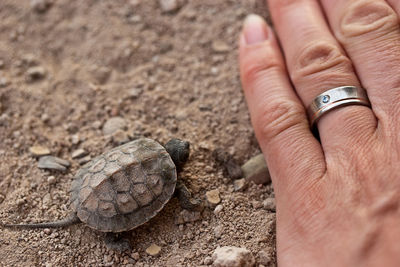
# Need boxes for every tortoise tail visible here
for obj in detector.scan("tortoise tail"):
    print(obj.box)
[1,213,81,229]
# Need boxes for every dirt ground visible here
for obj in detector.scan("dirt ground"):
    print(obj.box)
[0,1,276,266]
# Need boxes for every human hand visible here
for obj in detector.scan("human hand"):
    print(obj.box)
[239,1,400,266]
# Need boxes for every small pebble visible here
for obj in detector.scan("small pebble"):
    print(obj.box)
[214,225,223,239]
[258,249,272,265]
[241,154,271,184]
[92,121,102,129]
[131,252,140,260]
[212,246,255,267]
[0,77,9,87]
[47,176,56,184]
[38,156,70,171]
[127,87,143,99]
[70,134,80,145]
[213,204,223,216]
[91,66,111,84]
[111,129,130,145]
[78,155,91,165]
[71,148,87,159]
[206,189,221,205]
[43,228,51,235]
[29,145,50,157]
[233,178,247,191]
[251,201,263,210]
[211,40,230,53]
[30,0,51,13]
[159,0,184,13]
[145,244,161,256]
[204,256,213,265]
[41,113,50,123]
[26,66,46,81]
[103,116,127,135]
[263,198,276,212]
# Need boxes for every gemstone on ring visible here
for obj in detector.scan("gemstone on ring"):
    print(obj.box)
[322,95,330,103]
[307,86,371,131]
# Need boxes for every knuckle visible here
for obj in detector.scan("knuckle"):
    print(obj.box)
[254,100,307,144]
[242,49,283,88]
[340,1,398,39]
[291,42,353,85]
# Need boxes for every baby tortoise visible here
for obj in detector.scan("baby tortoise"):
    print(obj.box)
[2,138,200,251]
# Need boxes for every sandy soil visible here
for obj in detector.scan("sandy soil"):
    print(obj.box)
[0,1,276,266]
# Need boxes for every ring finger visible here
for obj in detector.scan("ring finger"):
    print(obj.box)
[268,0,377,148]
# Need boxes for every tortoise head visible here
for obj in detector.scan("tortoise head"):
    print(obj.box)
[165,138,190,170]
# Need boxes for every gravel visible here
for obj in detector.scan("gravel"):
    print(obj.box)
[38,156,70,171]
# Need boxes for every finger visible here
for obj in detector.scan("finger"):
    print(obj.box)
[268,0,377,148]
[239,15,325,194]
[320,0,400,126]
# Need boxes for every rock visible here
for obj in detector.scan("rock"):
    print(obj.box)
[47,176,56,184]
[214,225,223,238]
[262,198,275,212]
[26,66,46,81]
[38,156,70,171]
[211,40,230,53]
[111,129,130,145]
[71,148,87,159]
[212,246,255,267]
[258,249,272,265]
[175,209,201,224]
[233,178,247,192]
[70,134,80,145]
[40,113,50,123]
[102,117,127,135]
[0,77,9,87]
[145,244,161,256]
[213,204,223,216]
[91,66,111,84]
[131,252,140,260]
[159,0,184,13]
[29,145,50,157]
[30,0,51,13]
[241,154,271,184]
[78,155,91,165]
[251,201,263,210]
[204,256,213,265]
[206,189,221,205]
[127,87,143,99]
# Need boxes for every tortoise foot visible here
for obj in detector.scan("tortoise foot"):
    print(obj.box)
[105,233,131,252]
[176,181,202,211]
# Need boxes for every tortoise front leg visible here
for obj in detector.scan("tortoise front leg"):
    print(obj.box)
[175,180,201,210]
[104,232,131,252]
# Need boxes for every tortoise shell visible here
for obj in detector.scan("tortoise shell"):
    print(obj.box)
[69,138,177,232]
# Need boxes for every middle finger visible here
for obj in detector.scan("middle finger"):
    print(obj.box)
[268,0,377,148]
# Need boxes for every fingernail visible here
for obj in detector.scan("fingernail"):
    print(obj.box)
[243,14,269,45]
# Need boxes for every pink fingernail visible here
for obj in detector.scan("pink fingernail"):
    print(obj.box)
[243,14,269,45]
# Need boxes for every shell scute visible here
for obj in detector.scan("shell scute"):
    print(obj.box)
[89,157,107,173]
[116,193,138,213]
[132,183,153,206]
[98,201,117,218]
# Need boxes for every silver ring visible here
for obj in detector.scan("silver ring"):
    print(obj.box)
[307,86,371,129]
